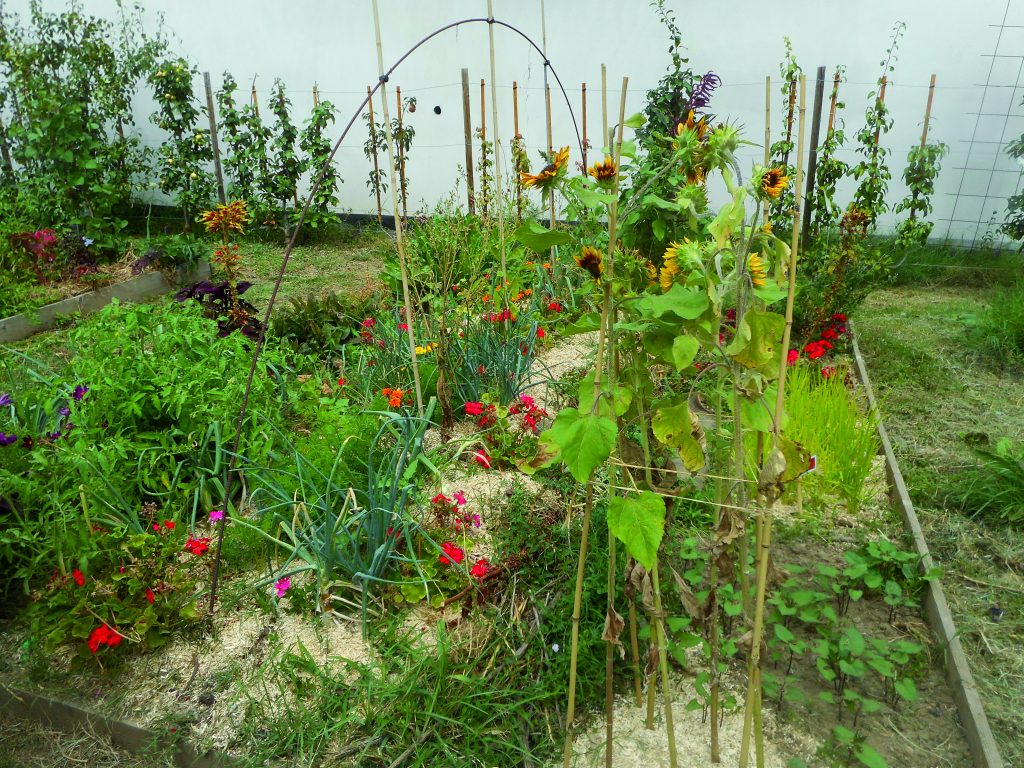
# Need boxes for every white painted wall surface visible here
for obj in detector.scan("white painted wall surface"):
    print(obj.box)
[6,0,1024,243]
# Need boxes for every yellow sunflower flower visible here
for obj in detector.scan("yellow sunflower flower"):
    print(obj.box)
[747,253,768,287]
[675,110,709,141]
[575,245,603,280]
[521,146,570,190]
[588,156,616,185]
[660,241,683,292]
[200,200,249,236]
[760,167,788,199]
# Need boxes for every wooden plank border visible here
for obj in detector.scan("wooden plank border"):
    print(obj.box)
[850,324,1004,768]
[0,261,210,344]
[0,684,236,767]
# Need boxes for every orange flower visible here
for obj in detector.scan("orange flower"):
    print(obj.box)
[382,387,406,408]
[521,146,569,190]
[200,200,248,236]
[760,167,788,199]
[675,110,709,141]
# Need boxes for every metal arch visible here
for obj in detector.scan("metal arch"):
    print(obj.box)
[208,16,587,606]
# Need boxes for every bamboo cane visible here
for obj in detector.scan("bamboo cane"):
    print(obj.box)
[461,69,476,215]
[396,86,407,220]
[367,86,384,224]
[546,83,555,238]
[485,0,508,290]
[582,82,588,174]
[251,83,260,117]
[561,75,630,768]
[370,0,423,416]
[921,74,936,148]
[652,561,678,768]
[826,71,841,135]
[781,77,796,167]
[874,76,888,147]
[480,78,488,218]
[763,76,771,224]
[739,73,807,768]
[513,80,522,223]
[203,72,226,205]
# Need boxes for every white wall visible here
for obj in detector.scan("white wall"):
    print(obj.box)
[7,0,1024,243]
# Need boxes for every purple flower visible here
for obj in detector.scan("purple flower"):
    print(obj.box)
[72,385,89,401]
[58,406,70,417]
[686,71,722,112]
[274,577,291,598]
[0,393,12,407]
[0,432,17,446]
[209,509,224,523]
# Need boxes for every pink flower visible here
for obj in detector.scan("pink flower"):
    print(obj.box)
[209,509,224,523]
[361,317,377,328]
[274,577,291,598]
[473,450,491,469]
[453,490,467,506]
[787,349,799,365]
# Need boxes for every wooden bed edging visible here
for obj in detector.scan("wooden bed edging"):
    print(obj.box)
[0,684,237,767]
[850,326,1004,768]
[0,260,210,344]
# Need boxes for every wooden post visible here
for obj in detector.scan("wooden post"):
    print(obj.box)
[781,77,797,167]
[874,76,888,147]
[826,71,841,134]
[367,86,384,224]
[921,74,936,147]
[486,0,508,288]
[461,69,476,214]
[763,76,771,224]
[312,84,320,108]
[513,80,522,223]
[802,65,826,249]
[396,86,407,220]
[371,0,424,416]
[203,72,226,205]
[250,83,260,117]
[582,82,588,174]
[479,78,487,218]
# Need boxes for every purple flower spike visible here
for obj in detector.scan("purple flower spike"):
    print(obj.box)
[72,385,89,401]
[687,71,722,112]
[0,393,12,407]
[0,432,17,446]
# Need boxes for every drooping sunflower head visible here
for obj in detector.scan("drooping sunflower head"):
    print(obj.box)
[759,167,788,199]
[659,241,683,292]
[200,200,249,236]
[747,252,768,287]
[588,156,617,185]
[575,245,603,280]
[521,146,570,191]
[675,109,710,141]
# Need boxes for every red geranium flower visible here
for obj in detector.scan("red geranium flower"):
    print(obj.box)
[184,536,211,556]
[537,328,545,339]
[832,313,846,322]
[821,366,836,379]
[464,402,484,416]
[145,588,155,604]
[439,541,465,566]
[337,376,346,387]
[72,569,85,587]
[470,558,490,579]
[804,342,826,360]
[787,349,800,365]
[163,520,175,530]
[473,450,491,469]
[821,328,838,340]
[548,302,563,312]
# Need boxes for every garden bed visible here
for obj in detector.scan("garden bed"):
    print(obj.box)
[0,260,210,343]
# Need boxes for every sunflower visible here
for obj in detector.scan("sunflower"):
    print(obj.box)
[660,241,684,291]
[588,156,616,185]
[521,146,570,190]
[200,200,249,237]
[686,166,708,186]
[747,252,768,287]
[760,167,788,199]
[675,109,709,141]
[575,245,603,280]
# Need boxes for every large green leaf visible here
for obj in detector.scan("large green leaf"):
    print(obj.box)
[726,309,785,377]
[607,492,666,570]
[578,372,633,417]
[854,745,889,768]
[671,336,700,371]
[541,407,616,483]
[631,283,709,321]
[514,218,573,253]
[651,399,704,471]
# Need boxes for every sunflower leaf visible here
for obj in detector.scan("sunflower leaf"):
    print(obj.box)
[514,219,573,254]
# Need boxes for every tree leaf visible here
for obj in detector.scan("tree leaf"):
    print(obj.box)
[607,491,666,570]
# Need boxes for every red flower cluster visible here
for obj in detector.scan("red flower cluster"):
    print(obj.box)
[431,490,479,532]
[547,302,563,313]
[470,558,490,579]
[802,313,849,361]
[87,624,122,653]
[72,569,85,587]
[382,387,409,408]
[439,541,465,566]
[184,536,211,556]
[152,519,175,533]
[508,394,548,434]
[465,401,497,428]
[485,308,515,323]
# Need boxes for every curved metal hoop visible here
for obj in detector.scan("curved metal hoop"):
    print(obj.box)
[208,16,586,605]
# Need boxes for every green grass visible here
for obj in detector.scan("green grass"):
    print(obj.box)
[238,226,394,307]
[854,284,1024,765]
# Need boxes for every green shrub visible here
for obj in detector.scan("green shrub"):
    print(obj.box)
[783,363,880,512]
[968,279,1024,368]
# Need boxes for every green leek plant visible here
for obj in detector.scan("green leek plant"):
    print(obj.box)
[240,402,435,626]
